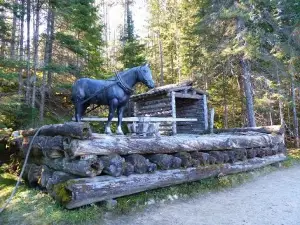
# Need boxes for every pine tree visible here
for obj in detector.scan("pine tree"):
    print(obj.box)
[118,0,146,69]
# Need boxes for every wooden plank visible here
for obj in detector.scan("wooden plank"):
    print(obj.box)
[57,154,286,209]
[210,108,215,134]
[136,111,173,117]
[74,117,198,122]
[137,107,172,115]
[203,95,208,130]
[138,102,171,111]
[173,93,203,99]
[171,91,177,135]
[135,97,170,107]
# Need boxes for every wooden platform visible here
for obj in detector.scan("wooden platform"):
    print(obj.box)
[71,116,198,122]
[63,132,284,158]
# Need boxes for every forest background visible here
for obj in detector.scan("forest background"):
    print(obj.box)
[0,0,300,146]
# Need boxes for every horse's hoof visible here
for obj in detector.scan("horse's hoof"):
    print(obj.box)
[105,130,112,135]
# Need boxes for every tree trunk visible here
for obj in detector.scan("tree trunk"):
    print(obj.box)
[235,1,256,127]
[223,72,228,128]
[18,0,25,97]
[47,9,55,88]
[290,61,299,147]
[31,0,40,109]
[40,4,52,121]
[10,0,17,59]
[25,0,31,105]
[276,65,284,126]
[158,31,164,86]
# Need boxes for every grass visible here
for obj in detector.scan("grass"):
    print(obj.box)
[1,149,300,224]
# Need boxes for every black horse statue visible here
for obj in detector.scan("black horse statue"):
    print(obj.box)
[71,63,155,135]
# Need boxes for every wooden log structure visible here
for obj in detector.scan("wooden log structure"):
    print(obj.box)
[30,156,104,177]
[63,132,284,158]
[22,135,68,158]
[21,122,92,139]
[52,154,286,209]
[214,125,285,135]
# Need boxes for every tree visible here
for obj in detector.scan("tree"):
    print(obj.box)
[118,0,146,69]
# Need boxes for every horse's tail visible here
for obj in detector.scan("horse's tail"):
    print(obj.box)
[71,79,80,103]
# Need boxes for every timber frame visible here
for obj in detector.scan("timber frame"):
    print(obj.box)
[130,81,209,135]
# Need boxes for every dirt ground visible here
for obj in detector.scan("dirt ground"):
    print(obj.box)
[103,165,300,225]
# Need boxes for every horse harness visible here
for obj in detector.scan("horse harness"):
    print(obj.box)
[116,72,134,95]
[78,68,139,109]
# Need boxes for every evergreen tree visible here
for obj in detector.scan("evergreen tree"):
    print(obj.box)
[118,0,146,69]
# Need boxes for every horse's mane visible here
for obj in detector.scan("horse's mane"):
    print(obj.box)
[107,66,140,81]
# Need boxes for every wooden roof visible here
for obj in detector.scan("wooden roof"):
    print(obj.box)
[131,81,208,100]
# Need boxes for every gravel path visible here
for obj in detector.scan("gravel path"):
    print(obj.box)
[104,165,300,225]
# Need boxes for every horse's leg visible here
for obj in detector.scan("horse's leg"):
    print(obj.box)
[75,103,83,122]
[105,98,118,134]
[116,105,126,135]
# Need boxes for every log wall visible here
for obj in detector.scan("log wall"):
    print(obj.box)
[133,93,208,135]
[176,97,206,134]
[134,94,173,135]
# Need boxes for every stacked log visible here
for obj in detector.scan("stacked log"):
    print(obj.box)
[18,123,287,209]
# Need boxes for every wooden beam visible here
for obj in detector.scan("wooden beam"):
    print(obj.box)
[72,117,198,122]
[203,95,208,130]
[55,154,286,209]
[172,93,203,99]
[214,125,285,135]
[210,108,215,134]
[171,91,177,135]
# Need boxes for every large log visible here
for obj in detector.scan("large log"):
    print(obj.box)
[55,154,286,209]
[125,154,157,174]
[147,154,182,170]
[46,171,78,192]
[31,156,104,177]
[21,122,92,139]
[22,135,68,158]
[22,163,42,187]
[63,133,284,158]
[100,154,125,177]
[214,125,284,135]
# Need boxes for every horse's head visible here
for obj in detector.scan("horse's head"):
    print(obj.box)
[137,63,155,89]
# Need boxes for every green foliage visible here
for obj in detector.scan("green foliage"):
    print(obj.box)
[119,3,146,69]
[54,0,104,77]
[119,40,146,69]
[0,97,39,129]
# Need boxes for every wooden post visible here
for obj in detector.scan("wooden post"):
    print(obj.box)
[133,101,137,117]
[171,91,177,135]
[203,94,208,130]
[210,108,215,134]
